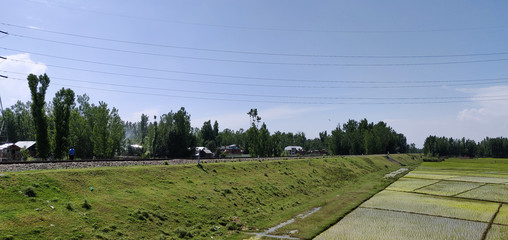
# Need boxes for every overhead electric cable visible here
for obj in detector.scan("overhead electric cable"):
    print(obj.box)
[6,47,508,68]
[4,23,508,59]
[6,76,508,105]
[3,69,508,86]
[3,59,508,89]
[14,1,508,33]
[4,70,506,101]
[4,48,508,88]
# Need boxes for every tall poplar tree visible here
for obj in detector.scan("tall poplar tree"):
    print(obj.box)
[53,88,75,159]
[28,74,50,159]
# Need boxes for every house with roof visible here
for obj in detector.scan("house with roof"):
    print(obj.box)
[220,144,243,154]
[0,141,36,161]
[284,146,304,155]
[0,143,15,161]
[195,147,214,158]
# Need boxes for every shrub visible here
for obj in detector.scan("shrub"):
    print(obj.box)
[66,203,74,211]
[24,187,37,197]
[226,222,242,231]
[82,199,92,210]
[174,227,193,239]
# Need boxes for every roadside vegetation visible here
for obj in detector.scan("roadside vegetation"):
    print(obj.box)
[0,154,420,239]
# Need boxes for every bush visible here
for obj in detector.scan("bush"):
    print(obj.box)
[24,187,37,197]
[82,199,92,210]
[226,222,242,231]
[174,227,193,239]
[66,203,74,211]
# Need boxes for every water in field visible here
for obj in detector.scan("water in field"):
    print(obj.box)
[316,158,507,240]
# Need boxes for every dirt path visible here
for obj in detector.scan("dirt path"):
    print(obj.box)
[246,207,321,239]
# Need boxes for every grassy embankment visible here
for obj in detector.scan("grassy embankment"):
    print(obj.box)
[0,154,420,240]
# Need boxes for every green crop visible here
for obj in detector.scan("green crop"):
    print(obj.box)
[314,208,486,240]
[386,177,439,192]
[362,190,499,222]
[415,181,483,196]
[485,225,508,240]
[457,184,508,203]
[494,204,508,225]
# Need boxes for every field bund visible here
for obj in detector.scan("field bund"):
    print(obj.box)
[316,158,508,240]
[0,155,420,240]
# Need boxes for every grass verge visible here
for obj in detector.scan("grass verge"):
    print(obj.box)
[0,154,420,240]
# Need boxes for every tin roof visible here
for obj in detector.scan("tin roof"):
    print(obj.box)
[0,143,14,151]
[14,141,36,149]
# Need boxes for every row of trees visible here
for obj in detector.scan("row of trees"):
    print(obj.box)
[1,74,125,159]
[123,109,315,158]
[1,74,418,160]
[423,136,508,158]
[329,119,412,155]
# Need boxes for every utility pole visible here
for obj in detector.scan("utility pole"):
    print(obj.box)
[0,75,9,144]
[0,94,6,142]
[0,94,6,162]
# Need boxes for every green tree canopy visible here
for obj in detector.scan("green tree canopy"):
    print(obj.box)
[28,73,50,159]
[53,88,75,159]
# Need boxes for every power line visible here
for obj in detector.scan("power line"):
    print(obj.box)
[6,76,508,105]
[6,33,508,68]
[6,47,508,68]
[3,58,508,89]
[4,71,507,101]
[4,23,508,59]
[14,1,508,34]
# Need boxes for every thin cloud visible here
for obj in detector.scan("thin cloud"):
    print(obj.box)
[0,53,47,107]
[458,85,508,120]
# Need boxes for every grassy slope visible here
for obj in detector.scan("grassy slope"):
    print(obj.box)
[0,155,420,240]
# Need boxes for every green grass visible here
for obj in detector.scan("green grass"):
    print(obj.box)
[271,171,397,239]
[419,158,508,172]
[0,154,420,240]
[494,204,508,225]
[314,208,486,240]
[457,184,508,203]
[385,178,439,192]
[415,181,484,196]
[361,190,499,222]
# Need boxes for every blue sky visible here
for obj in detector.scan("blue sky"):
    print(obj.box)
[1,0,508,147]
